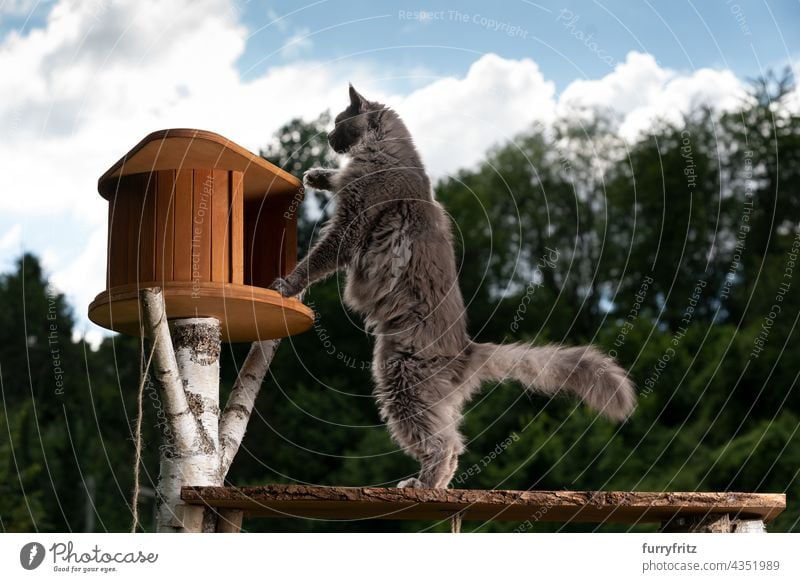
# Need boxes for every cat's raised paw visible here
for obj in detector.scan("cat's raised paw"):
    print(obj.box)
[303,168,330,190]
[269,277,295,297]
[397,477,424,489]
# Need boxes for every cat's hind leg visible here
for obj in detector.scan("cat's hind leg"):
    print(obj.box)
[388,403,464,489]
[375,355,465,489]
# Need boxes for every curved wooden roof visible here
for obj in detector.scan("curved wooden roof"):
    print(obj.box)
[97,128,302,200]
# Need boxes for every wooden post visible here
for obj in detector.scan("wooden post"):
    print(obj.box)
[150,316,222,533]
[215,509,244,533]
[171,317,222,532]
[140,288,281,533]
[661,514,767,533]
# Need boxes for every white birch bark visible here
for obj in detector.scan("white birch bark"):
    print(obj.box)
[139,289,196,453]
[139,288,282,532]
[218,339,280,476]
[169,317,223,532]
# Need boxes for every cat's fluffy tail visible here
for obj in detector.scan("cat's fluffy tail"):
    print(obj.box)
[468,342,636,421]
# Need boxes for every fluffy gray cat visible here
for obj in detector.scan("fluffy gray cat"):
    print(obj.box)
[270,85,636,489]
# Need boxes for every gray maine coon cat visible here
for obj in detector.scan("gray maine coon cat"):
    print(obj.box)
[270,85,636,489]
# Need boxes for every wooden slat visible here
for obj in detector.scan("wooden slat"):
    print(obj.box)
[126,174,143,284]
[245,197,287,288]
[230,171,244,285]
[211,169,228,283]
[138,173,157,282]
[108,189,129,287]
[173,170,193,281]
[155,170,176,283]
[180,485,787,524]
[193,169,213,283]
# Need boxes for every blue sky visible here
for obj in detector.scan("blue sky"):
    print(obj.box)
[234,0,799,88]
[4,1,798,90]
[0,0,798,344]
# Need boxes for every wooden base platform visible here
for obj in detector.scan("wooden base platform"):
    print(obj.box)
[89,282,313,342]
[181,484,785,525]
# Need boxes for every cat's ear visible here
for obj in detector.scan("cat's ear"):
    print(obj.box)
[349,83,366,111]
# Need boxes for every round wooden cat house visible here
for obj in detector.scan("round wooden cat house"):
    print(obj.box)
[88,128,313,342]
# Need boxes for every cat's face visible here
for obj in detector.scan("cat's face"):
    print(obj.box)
[328,85,371,154]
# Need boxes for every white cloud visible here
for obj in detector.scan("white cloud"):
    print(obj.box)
[397,53,557,179]
[558,52,750,141]
[0,0,761,346]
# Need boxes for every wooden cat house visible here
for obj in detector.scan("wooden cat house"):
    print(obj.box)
[88,128,313,342]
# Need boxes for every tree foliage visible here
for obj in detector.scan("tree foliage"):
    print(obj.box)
[2,75,799,532]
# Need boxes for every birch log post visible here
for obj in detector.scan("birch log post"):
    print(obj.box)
[170,317,223,532]
[219,340,281,476]
[139,288,282,533]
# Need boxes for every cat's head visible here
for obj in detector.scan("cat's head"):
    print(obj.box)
[328,85,381,153]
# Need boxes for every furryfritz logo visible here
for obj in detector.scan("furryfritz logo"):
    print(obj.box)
[20,542,46,570]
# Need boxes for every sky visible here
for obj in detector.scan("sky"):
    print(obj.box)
[0,0,798,345]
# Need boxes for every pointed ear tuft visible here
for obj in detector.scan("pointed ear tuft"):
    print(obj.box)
[349,84,366,110]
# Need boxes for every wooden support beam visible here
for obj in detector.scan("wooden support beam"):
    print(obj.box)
[215,509,245,533]
[181,485,785,526]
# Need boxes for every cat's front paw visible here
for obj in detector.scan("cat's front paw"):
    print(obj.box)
[269,277,297,297]
[303,168,331,190]
[397,477,424,489]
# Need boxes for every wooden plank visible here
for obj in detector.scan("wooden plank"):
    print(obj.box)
[173,170,193,281]
[216,509,244,533]
[139,173,157,282]
[193,169,213,283]
[245,197,286,288]
[126,174,144,285]
[230,171,244,285]
[155,170,176,283]
[211,169,228,283]
[180,485,787,524]
[107,188,129,287]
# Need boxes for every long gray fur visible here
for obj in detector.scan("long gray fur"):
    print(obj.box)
[270,85,636,489]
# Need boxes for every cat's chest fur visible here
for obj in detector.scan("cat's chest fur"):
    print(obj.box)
[342,202,416,317]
